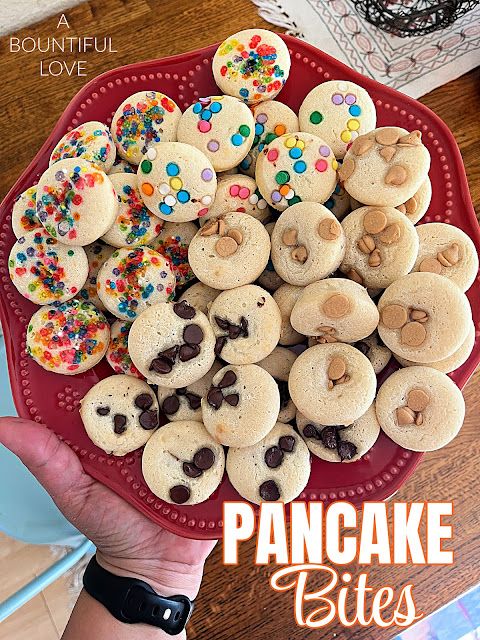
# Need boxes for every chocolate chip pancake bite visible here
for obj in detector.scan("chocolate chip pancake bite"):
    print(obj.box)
[208,284,281,364]
[271,202,346,286]
[202,364,280,447]
[149,221,197,288]
[257,346,297,423]
[80,375,159,456]
[226,423,310,504]
[289,343,377,426]
[339,205,419,289]
[200,174,270,223]
[376,366,465,451]
[11,186,42,238]
[297,403,380,463]
[142,421,225,505]
[290,278,379,344]
[50,121,116,172]
[273,283,305,346]
[412,222,479,292]
[179,282,220,315]
[188,212,270,290]
[338,127,430,208]
[377,272,472,363]
[128,301,216,388]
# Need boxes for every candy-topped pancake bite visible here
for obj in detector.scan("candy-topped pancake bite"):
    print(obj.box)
[106,320,145,379]
[26,299,110,375]
[11,186,42,238]
[200,174,270,224]
[35,158,118,246]
[111,91,181,165]
[76,241,115,312]
[49,121,116,172]
[213,29,291,104]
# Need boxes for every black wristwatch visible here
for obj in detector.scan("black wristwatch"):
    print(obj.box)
[83,555,194,635]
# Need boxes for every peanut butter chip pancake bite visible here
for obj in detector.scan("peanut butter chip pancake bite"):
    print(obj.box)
[396,177,431,224]
[271,202,346,286]
[273,283,305,346]
[202,364,280,447]
[9,228,88,305]
[101,173,164,248]
[128,301,215,388]
[157,360,223,422]
[76,241,115,312]
[137,142,217,222]
[412,222,479,292]
[376,367,465,451]
[377,272,472,363]
[290,278,379,344]
[257,347,297,423]
[226,423,310,505]
[239,100,299,176]
[80,375,159,456]
[289,344,377,425]
[97,246,175,321]
[50,121,116,172]
[298,80,377,159]
[339,205,419,289]
[208,284,281,364]
[36,158,118,246]
[149,221,197,287]
[111,91,181,165]
[212,29,291,104]
[179,282,220,315]
[11,186,42,238]
[188,212,270,290]
[26,299,109,375]
[255,132,337,211]
[177,96,255,172]
[106,320,145,379]
[201,174,270,223]
[297,403,380,463]
[142,421,225,505]
[338,127,430,207]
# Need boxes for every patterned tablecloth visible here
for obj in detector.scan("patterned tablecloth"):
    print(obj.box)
[252,0,480,97]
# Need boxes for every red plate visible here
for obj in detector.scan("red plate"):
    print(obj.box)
[0,35,478,540]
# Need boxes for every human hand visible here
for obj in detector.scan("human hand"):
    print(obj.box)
[0,417,216,600]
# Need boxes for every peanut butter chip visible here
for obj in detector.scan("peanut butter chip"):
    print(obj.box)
[379,146,396,162]
[318,218,341,240]
[215,236,238,257]
[338,157,355,181]
[227,228,243,245]
[381,304,408,329]
[200,219,219,236]
[351,136,374,156]
[407,388,430,412]
[323,293,351,319]
[405,196,418,214]
[396,406,415,425]
[282,228,298,246]
[357,235,375,254]
[368,249,381,267]
[379,223,401,245]
[401,321,427,347]
[217,218,227,237]
[397,204,407,214]
[328,357,346,381]
[347,268,363,285]
[437,243,460,267]
[398,130,422,145]
[410,309,428,323]
[375,128,400,146]
[291,245,308,263]
[385,165,408,186]
[419,257,442,274]
[363,209,387,234]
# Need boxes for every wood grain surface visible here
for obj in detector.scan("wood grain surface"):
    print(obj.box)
[0,1,479,638]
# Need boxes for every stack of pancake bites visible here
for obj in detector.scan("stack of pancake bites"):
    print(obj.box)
[7,29,477,506]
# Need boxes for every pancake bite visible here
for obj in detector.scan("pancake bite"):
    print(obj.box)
[179,282,220,315]
[76,241,115,312]
[213,29,291,104]
[257,346,298,423]
[26,299,110,375]
[50,121,116,172]
[106,320,145,379]
[97,246,175,320]
[149,221,197,287]
[111,91,181,164]
[201,174,270,224]
[11,186,42,238]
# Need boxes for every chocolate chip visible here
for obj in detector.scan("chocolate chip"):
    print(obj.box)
[240,317,248,336]
[218,370,237,388]
[279,435,296,452]
[215,336,227,356]
[162,345,179,363]
[179,343,200,362]
[207,387,224,409]
[183,324,204,345]
[214,316,230,331]
[265,446,284,468]
[278,380,290,409]
[224,393,239,406]
[134,393,153,410]
[321,426,338,449]
[355,341,370,356]
[96,406,110,416]
[257,297,266,307]
[150,357,172,374]
[228,324,242,339]
[303,424,320,439]
[259,479,280,501]
[185,392,201,411]
[193,447,215,470]
[338,440,357,461]
[139,409,159,430]
[162,395,180,415]
[176,387,187,396]
[183,462,202,478]
[169,485,191,504]
[113,414,127,434]
[173,300,196,320]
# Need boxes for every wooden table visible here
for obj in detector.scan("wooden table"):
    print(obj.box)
[0,1,478,637]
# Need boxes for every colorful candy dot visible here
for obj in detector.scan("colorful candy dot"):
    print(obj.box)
[340,130,352,143]
[159,183,170,195]
[210,102,222,113]
[207,140,219,152]
[256,113,268,124]
[279,185,290,197]
[293,160,306,174]
[332,159,339,170]
[201,110,212,121]
[310,111,323,124]
[347,119,360,131]
[275,171,290,185]
[315,159,328,172]
[289,147,302,159]
[267,149,279,162]
[193,103,202,114]
[177,190,190,203]
[198,120,211,133]
[170,177,183,190]
[160,203,172,215]
[165,195,176,206]
[230,185,240,197]
[231,133,244,146]
[141,183,154,196]
[289,196,302,205]
[274,124,286,136]
[166,163,179,176]
[201,195,212,205]
[264,133,277,145]
[201,168,214,182]
[319,145,330,157]
[332,94,344,105]
[271,190,282,203]
[239,187,250,199]
[255,123,264,135]
[239,125,251,137]
[349,104,361,117]
[285,137,296,149]
[141,160,152,174]
[345,94,357,105]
